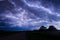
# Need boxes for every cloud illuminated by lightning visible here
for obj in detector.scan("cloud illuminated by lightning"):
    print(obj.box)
[1,0,60,30]
[23,0,60,17]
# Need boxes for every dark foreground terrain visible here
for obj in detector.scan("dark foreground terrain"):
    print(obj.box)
[0,26,60,40]
[0,30,60,40]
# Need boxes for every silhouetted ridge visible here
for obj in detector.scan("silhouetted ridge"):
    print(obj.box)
[48,25,57,31]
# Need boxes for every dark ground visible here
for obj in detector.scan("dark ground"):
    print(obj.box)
[0,30,60,40]
[0,31,27,40]
[0,26,60,40]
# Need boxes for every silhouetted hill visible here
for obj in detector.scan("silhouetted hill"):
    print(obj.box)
[39,26,47,31]
[47,25,57,31]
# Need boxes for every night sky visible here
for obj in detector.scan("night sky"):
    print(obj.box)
[0,0,60,31]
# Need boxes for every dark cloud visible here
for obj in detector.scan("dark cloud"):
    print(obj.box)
[0,0,60,31]
[0,0,14,13]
